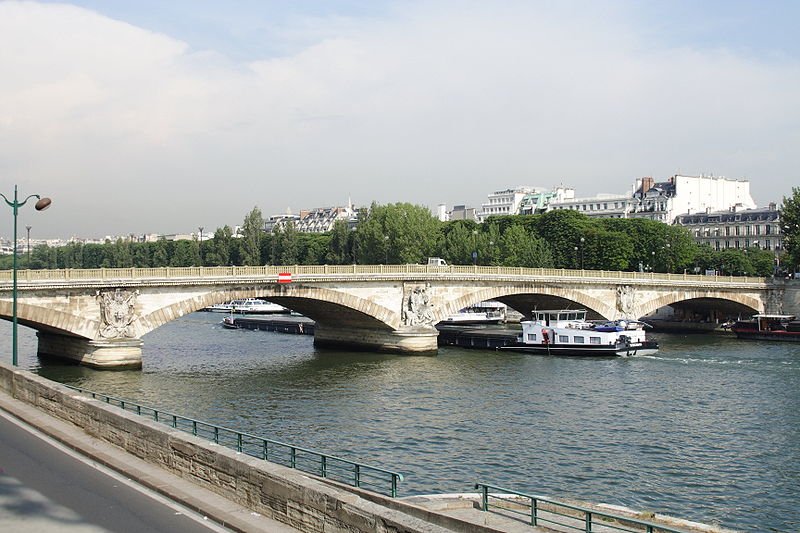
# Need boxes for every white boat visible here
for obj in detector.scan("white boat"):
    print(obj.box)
[205,298,289,314]
[442,301,507,325]
[500,309,659,357]
[221,314,239,329]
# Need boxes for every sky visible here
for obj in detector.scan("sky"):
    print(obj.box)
[1,0,799,239]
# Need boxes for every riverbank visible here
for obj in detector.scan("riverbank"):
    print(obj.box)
[0,365,736,533]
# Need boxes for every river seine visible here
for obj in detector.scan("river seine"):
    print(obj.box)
[8,312,799,532]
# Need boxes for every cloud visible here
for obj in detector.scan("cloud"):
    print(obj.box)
[1,1,798,238]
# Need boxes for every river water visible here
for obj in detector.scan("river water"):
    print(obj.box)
[7,312,799,532]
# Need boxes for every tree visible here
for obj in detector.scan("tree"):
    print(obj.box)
[327,220,352,264]
[207,225,233,266]
[272,221,300,265]
[533,210,592,268]
[353,203,442,264]
[152,239,170,267]
[781,187,800,273]
[498,225,553,267]
[240,206,265,265]
[170,240,198,266]
[441,221,478,265]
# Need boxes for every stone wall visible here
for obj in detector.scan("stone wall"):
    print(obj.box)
[782,279,800,316]
[0,365,494,533]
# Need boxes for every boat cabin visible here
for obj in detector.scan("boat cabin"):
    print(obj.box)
[532,309,589,327]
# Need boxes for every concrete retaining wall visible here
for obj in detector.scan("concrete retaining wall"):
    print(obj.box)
[0,365,495,533]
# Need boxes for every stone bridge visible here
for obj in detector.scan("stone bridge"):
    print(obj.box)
[0,265,790,369]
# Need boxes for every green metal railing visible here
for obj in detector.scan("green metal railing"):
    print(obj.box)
[65,385,403,497]
[475,483,692,533]
[0,264,768,286]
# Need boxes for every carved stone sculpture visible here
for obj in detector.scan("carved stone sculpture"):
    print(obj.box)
[97,288,138,339]
[616,285,636,318]
[402,285,434,326]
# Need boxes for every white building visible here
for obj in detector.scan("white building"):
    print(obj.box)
[295,204,357,233]
[477,186,574,222]
[675,204,782,252]
[548,191,638,218]
[548,174,757,224]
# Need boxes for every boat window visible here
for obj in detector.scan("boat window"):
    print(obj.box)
[590,337,601,344]
[568,313,576,320]
[549,313,557,322]
[574,336,585,344]
[558,335,569,343]
[527,333,536,341]
[576,312,586,320]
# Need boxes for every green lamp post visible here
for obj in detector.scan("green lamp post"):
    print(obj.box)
[1,186,51,366]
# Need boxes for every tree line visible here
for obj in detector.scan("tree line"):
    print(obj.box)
[4,189,799,277]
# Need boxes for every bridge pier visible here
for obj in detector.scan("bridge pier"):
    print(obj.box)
[37,333,143,370]
[313,325,439,354]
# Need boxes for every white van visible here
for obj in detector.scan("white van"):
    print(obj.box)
[427,257,448,266]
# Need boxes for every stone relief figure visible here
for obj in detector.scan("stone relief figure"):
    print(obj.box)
[403,285,434,326]
[616,285,636,318]
[97,288,139,339]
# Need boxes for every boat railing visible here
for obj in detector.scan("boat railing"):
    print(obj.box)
[65,385,403,497]
[475,482,694,533]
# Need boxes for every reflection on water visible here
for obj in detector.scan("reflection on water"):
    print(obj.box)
[4,313,799,532]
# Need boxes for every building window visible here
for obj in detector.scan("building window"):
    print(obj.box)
[735,226,740,236]
[766,240,772,250]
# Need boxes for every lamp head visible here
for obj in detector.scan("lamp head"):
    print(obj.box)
[34,197,51,211]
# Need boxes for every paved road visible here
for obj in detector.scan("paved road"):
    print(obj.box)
[0,410,227,532]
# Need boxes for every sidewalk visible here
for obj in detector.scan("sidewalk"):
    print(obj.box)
[0,390,298,533]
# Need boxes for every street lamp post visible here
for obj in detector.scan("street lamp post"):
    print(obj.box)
[25,225,32,268]
[384,235,389,264]
[0,186,51,366]
[472,230,478,265]
[198,226,204,266]
[580,237,585,269]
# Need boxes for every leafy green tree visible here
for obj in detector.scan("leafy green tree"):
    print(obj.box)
[170,240,198,266]
[781,187,800,273]
[206,225,233,266]
[152,239,170,267]
[302,233,329,264]
[478,223,502,265]
[498,225,553,267]
[240,206,265,265]
[354,202,442,264]
[533,210,592,268]
[272,221,300,265]
[133,242,153,268]
[582,228,633,271]
[716,249,752,276]
[441,221,478,265]
[746,248,777,276]
[327,220,352,264]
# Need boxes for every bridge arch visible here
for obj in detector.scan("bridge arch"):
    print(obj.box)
[637,291,762,319]
[138,285,398,337]
[436,285,616,322]
[0,300,98,339]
